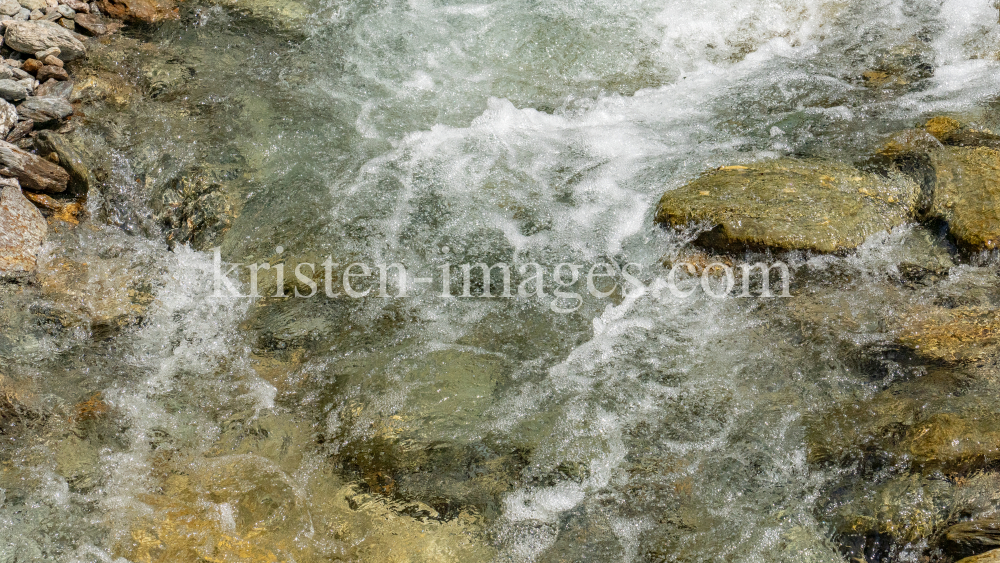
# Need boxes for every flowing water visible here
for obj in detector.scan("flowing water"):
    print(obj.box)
[3,0,1000,561]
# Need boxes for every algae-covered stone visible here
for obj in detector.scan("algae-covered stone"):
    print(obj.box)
[654,159,921,253]
[896,306,1000,363]
[958,549,1000,563]
[928,147,1000,251]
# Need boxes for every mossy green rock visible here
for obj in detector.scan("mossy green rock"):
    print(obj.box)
[929,147,1000,251]
[655,159,920,253]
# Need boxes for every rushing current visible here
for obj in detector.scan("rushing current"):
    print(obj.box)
[2,0,1000,561]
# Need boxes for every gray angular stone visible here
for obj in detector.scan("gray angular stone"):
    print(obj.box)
[0,179,46,278]
[16,95,71,125]
[55,4,72,17]
[0,79,29,101]
[34,77,70,98]
[17,0,44,9]
[0,66,13,80]
[0,99,17,138]
[3,20,85,60]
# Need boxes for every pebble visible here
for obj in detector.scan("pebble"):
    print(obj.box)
[41,54,60,67]
[0,66,12,80]
[28,8,42,18]
[22,57,41,73]
[17,0,45,10]
[54,3,70,17]
[56,16,70,28]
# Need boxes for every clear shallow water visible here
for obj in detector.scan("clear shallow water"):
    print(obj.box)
[2,0,1000,561]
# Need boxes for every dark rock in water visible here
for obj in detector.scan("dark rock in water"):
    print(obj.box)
[0,138,68,192]
[0,179,46,279]
[34,130,88,196]
[3,20,85,61]
[944,520,1000,557]
[96,0,177,23]
[654,159,920,253]
[156,175,233,250]
[34,78,71,98]
[16,95,72,126]
[36,64,68,82]
[860,39,934,91]
[0,78,29,102]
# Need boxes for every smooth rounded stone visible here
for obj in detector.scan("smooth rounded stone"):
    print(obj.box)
[53,3,70,16]
[16,95,71,125]
[27,8,41,18]
[654,159,921,253]
[926,147,1000,251]
[95,0,176,22]
[0,0,20,15]
[0,98,16,138]
[35,130,87,195]
[0,180,46,279]
[0,79,28,102]
[4,20,86,61]
[41,54,61,67]
[36,64,67,81]
[17,0,44,9]
[14,6,27,18]
[959,549,1000,563]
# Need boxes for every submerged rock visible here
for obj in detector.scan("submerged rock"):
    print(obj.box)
[959,549,1000,563]
[3,20,85,61]
[0,179,45,278]
[928,147,1000,251]
[896,306,1000,363]
[95,0,176,23]
[34,130,88,195]
[654,159,920,253]
[156,175,233,250]
[945,519,1000,556]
